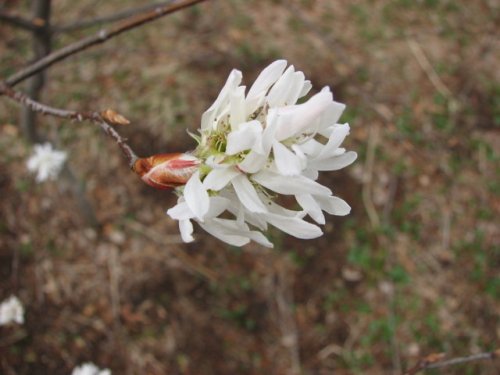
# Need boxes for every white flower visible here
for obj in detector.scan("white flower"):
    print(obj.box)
[71,363,111,375]
[167,60,357,247]
[26,142,67,182]
[0,296,24,326]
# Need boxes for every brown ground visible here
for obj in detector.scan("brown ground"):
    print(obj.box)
[0,0,499,374]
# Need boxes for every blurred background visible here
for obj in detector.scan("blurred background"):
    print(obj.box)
[0,0,498,374]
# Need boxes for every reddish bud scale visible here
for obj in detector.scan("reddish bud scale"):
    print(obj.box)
[133,153,199,190]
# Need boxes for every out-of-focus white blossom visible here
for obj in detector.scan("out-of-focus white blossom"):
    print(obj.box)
[0,296,24,326]
[26,142,67,182]
[167,60,357,247]
[71,363,111,375]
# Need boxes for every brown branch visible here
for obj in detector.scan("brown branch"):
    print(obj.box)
[4,0,209,87]
[403,349,500,375]
[53,1,176,33]
[0,82,138,168]
[0,10,40,31]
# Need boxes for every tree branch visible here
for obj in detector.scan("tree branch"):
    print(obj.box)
[403,349,500,375]
[53,1,176,33]
[0,10,40,31]
[3,0,209,87]
[0,82,138,168]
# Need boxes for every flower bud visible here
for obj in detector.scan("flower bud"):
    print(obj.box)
[133,153,200,190]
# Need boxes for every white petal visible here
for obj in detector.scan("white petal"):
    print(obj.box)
[203,167,240,191]
[260,109,279,155]
[226,120,262,155]
[296,194,325,224]
[238,150,267,173]
[230,86,246,130]
[199,221,250,247]
[304,169,320,182]
[272,141,302,176]
[317,101,346,135]
[264,213,323,239]
[284,71,306,106]
[201,69,242,131]
[274,90,333,141]
[247,60,287,100]
[179,219,194,242]
[309,151,358,171]
[266,65,295,107]
[206,197,231,218]
[225,199,269,230]
[246,231,273,248]
[299,80,312,98]
[316,195,351,216]
[291,144,307,170]
[252,171,332,196]
[199,220,250,247]
[184,171,209,220]
[167,201,193,220]
[245,93,266,118]
[232,174,267,213]
[298,138,323,157]
[315,124,350,160]
[202,217,272,248]
[258,194,306,218]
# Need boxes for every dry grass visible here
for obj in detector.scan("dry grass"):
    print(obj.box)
[0,0,499,374]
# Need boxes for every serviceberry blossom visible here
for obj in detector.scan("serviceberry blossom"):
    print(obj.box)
[135,60,357,247]
[26,142,67,182]
[0,296,24,326]
[71,363,111,375]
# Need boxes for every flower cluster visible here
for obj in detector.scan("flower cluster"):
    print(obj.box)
[165,60,357,247]
[0,295,24,326]
[71,363,111,375]
[26,142,67,182]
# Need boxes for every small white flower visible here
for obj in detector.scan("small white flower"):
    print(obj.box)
[71,363,111,375]
[0,296,24,326]
[26,142,67,182]
[167,60,357,247]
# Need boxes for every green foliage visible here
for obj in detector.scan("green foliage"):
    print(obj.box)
[218,304,257,331]
[388,264,410,285]
[396,108,424,144]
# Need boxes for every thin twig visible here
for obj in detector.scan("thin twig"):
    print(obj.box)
[0,83,138,168]
[362,124,381,229]
[274,257,301,375]
[107,245,122,334]
[0,10,40,31]
[54,1,175,33]
[407,39,453,99]
[3,0,209,87]
[403,349,500,375]
[60,165,99,227]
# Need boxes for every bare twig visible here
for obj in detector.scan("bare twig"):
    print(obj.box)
[3,0,209,88]
[0,83,138,167]
[107,245,122,332]
[403,349,500,375]
[362,125,381,229]
[274,257,301,375]
[60,165,99,227]
[0,10,40,31]
[54,1,176,33]
[407,39,453,99]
